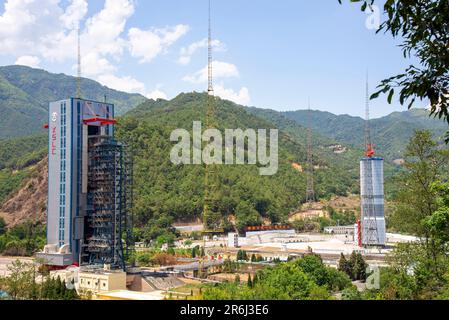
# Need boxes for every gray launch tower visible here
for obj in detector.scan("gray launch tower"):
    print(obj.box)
[37,98,133,270]
[359,78,386,247]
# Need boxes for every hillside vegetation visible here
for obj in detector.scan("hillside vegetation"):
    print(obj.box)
[0,135,48,207]
[117,92,356,234]
[0,65,147,139]
[1,85,446,236]
[280,108,448,161]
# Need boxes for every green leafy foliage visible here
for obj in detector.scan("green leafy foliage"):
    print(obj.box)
[388,130,449,235]
[339,0,449,142]
[0,217,6,235]
[0,135,47,170]
[0,169,30,205]
[362,132,449,300]
[0,221,46,257]
[338,252,369,282]
[0,260,79,300]
[203,254,352,300]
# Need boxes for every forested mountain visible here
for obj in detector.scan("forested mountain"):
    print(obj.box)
[117,92,358,231]
[0,65,147,139]
[0,92,359,229]
[279,108,448,161]
[246,107,365,171]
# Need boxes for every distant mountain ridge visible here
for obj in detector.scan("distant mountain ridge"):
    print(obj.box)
[0,65,147,139]
[277,108,447,160]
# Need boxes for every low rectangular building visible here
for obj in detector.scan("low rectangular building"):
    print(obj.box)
[78,270,127,295]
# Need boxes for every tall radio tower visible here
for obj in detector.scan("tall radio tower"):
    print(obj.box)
[305,99,316,205]
[202,0,222,235]
[76,25,82,99]
[364,74,374,158]
[207,0,214,97]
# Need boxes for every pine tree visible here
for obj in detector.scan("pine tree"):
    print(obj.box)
[247,274,253,288]
[237,250,242,261]
[338,253,352,278]
[252,273,258,286]
[348,251,358,280]
[60,278,67,300]
[354,253,368,281]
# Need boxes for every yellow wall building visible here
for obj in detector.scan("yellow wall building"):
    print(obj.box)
[78,270,127,295]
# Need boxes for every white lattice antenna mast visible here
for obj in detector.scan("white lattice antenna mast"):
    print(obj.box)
[306,98,316,204]
[365,72,374,157]
[76,24,82,99]
[202,0,222,237]
[207,0,214,96]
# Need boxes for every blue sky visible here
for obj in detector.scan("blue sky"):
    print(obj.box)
[0,0,423,118]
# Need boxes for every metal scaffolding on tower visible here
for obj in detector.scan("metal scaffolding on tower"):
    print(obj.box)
[85,137,134,270]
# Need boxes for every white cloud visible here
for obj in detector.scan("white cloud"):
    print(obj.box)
[97,75,169,101]
[178,38,225,65]
[128,24,189,63]
[146,89,168,100]
[177,56,191,66]
[15,55,41,68]
[82,51,117,77]
[83,0,134,59]
[60,0,88,29]
[0,0,190,99]
[0,0,192,99]
[214,85,251,105]
[97,74,146,95]
[183,61,239,83]
[0,0,65,55]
